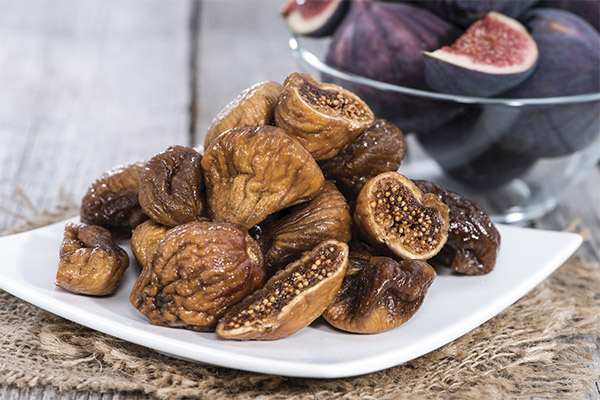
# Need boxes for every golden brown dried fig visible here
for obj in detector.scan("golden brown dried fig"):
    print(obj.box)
[56,223,129,296]
[139,146,206,227]
[204,81,283,147]
[319,119,405,197]
[324,256,436,334]
[130,220,170,268]
[130,221,265,331]
[354,172,449,259]
[80,161,147,230]
[274,72,375,161]
[201,125,325,230]
[216,240,348,340]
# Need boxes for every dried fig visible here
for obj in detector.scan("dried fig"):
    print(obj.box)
[204,81,283,148]
[274,72,375,161]
[324,256,436,334]
[56,222,129,296]
[414,180,500,275]
[80,161,147,230]
[216,240,349,340]
[139,145,206,227]
[130,221,265,331]
[131,219,170,269]
[319,119,405,198]
[354,172,450,260]
[201,125,324,230]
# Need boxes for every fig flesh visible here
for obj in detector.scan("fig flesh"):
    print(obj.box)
[281,0,349,37]
[424,12,539,97]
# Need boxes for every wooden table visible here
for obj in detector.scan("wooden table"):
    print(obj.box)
[0,1,598,398]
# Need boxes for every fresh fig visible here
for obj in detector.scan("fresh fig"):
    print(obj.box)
[540,0,599,31]
[423,12,539,97]
[281,0,349,37]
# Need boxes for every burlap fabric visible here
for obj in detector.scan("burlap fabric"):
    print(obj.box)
[1,201,599,399]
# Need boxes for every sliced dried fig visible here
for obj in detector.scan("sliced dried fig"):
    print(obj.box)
[56,222,129,296]
[80,161,147,230]
[216,240,349,340]
[274,72,375,161]
[414,180,500,275]
[130,219,170,269]
[324,256,436,334]
[139,145,206,227]
[319,118,405,197]
[130,221,265,331]
[204,81,283,148]
[354,172,449,259]
[201,125,324,230]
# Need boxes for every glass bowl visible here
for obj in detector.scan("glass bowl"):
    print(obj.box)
[288,35,600,224]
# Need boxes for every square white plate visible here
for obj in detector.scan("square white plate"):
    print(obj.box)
[0,217,581,378]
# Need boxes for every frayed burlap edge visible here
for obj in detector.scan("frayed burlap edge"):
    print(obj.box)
[1,200,599,400]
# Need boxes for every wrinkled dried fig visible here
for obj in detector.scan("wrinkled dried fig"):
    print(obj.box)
[56,222,129,296]
[131,220,170,269]
[201,125,324,230]
[139,146,206,227]
[130,221,265,331]
[274,72,375,161]
[204,81,283,148]
[80,161,147,230]
[354,172,450,260]
[324,256,436,334]
[414,180,500,275]
[216,240,348,340]
[319,119,405,197]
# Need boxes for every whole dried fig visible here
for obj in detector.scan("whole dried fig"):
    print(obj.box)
[414,180,500,275]
[201,125,324,230]
[354,172,450,260]
[319,119,405,198]
[274,72,375,161]
[56,223,129,296]
[204,81,283,148]
[216,240,349,340]
[80,161,147,230]
[139,145,206,227]
[324,256,436,334]
[131,219,170,269]
[130,221,265,331]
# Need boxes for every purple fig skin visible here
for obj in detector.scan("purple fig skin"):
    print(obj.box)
[540,0,600,31]
[282,0,350,38]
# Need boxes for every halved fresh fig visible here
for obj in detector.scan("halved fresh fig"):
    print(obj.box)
[281,0,349,37]
[423,12,539,97]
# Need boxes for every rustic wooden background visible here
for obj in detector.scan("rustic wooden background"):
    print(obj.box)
[0,0,598,398]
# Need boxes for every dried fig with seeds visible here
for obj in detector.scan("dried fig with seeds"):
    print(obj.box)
[204,81,283,148]
[216,240,349,340]
[274,72,375,161]
[354,172,449,260]
[414,180,500,275]
[324,256,436,334]
[81,161,147,230]
[319,119,405,198]
[201,125,324,230]
[131,219,170,269]
[56,223,129,296]
[139,146,206,227]
[130,221,265,331]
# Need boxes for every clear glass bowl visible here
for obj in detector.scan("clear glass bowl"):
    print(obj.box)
[289,35,600,224]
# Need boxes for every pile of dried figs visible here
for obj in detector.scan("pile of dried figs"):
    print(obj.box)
[55,72,500,340]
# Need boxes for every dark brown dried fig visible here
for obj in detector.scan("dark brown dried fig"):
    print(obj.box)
[56,222,129,296]
[130,221,265,331]
[354,172,449,260]
[274,72,375,161]
[139,145,206,227]
[319,119,405,197]
[130,219,170,269]
[80,161,147,230]
[204,81,283,148]
[216,240,348,340]
[324,256,436,334]
[414,180,500,275]
[201,125,324,230]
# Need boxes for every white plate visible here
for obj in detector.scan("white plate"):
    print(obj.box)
[0,218,582,378]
